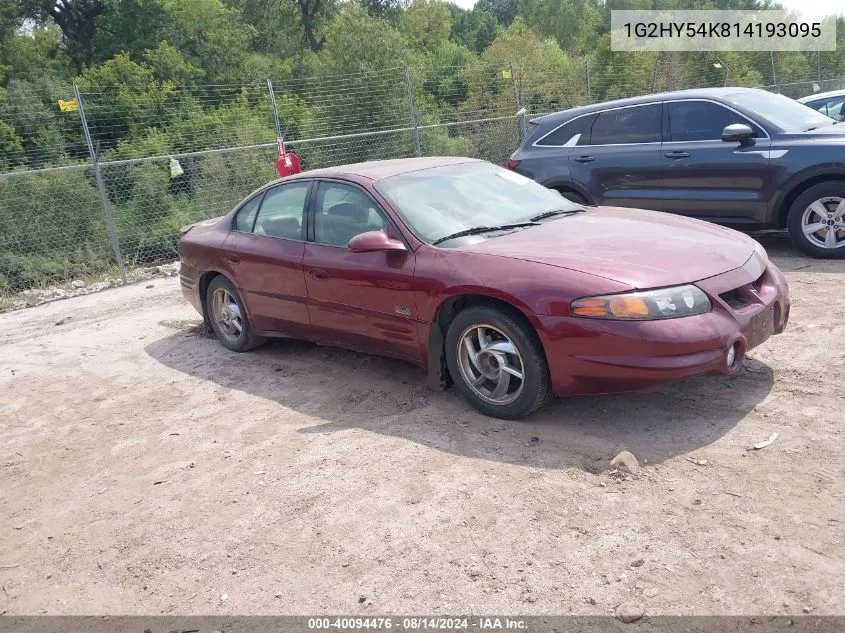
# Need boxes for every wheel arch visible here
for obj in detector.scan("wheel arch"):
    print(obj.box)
[424,292,546,392]
[198,270,225,331]
[543,178,594,205]
[776,173,845,228]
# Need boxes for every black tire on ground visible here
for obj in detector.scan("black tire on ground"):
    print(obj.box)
[786,182,845,259]
[444,303,551,420]
[205,275,265,352]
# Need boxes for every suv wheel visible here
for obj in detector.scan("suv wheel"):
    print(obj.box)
[444,304,550,419]
[787,182,845,258]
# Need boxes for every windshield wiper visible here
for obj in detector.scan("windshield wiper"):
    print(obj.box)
[529,208,586,222]
[432,222,538,246]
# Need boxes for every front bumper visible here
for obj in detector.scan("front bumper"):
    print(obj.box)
[536,255,790,396]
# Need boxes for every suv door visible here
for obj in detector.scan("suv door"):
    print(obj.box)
[569,103,664,210]
[302,180,420,363]
[222,181,311,336]
[661,99,773,223]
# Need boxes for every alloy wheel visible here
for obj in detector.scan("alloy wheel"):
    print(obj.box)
[211,287,243,343]
[456,324,525,406]
[801,196,845,250]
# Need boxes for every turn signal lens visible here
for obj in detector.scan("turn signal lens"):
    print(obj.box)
[608,297,649,317]
[571,285,711,321]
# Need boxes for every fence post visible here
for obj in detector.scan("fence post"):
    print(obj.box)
[585,59,592,103]
[74,84,127,284]
[770,51,777,90]
[510,63,526,141]
[404,65,422,157]
[267,78,283,138]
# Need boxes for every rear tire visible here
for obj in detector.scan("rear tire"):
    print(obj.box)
[445,304,550,419]
[205,276,265,352]
[786,182,845,258]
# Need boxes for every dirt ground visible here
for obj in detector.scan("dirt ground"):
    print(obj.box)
[0,233,843,617]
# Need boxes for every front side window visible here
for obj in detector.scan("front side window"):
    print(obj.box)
[253,182,310,240]
[590,104,661,145]
[375,161,580,245]
[668,101,763,142]
[536,114,597,146]
[313,182,387,247]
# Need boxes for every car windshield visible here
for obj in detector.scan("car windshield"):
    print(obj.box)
[724,90,834,132]
[374,162,580,245]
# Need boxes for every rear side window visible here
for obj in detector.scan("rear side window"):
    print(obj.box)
[536,114,597,146]
[254,182,310,240]
[590,104,662,145]
[668,100,763,141]
[808,97,845,120]
[234,193,262,232]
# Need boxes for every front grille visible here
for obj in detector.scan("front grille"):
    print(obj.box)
[719,289,750,310]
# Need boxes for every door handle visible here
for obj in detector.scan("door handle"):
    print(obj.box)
[225,256,241,265]
[665,151,691,159]
[309,268,329,280]
[574,155,596,163]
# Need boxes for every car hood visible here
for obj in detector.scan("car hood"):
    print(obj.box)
[456,207,756,289]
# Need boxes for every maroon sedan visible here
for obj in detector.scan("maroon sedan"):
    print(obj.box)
[178,157,790,419]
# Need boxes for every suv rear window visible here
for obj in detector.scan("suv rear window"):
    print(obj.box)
[536,114,597,146]
[591,104,662,145]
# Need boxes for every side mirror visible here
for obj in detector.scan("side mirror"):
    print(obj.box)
[722,123,755,146]
[348,230,407,254]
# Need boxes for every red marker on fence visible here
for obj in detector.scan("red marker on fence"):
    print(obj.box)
[275,137,301,177]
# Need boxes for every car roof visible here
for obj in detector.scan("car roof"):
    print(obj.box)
[281,156,482,183]
[530,87,771,125]
[797,88,845,103]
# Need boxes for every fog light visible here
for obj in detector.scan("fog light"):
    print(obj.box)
[726,344,736,369]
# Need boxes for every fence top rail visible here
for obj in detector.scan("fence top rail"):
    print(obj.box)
[0,162,91,179]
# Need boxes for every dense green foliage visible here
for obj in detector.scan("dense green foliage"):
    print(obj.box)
[1,0,844,291]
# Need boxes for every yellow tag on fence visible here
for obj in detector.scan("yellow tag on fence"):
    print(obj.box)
[501,69,513,79]
[58,99,79,112]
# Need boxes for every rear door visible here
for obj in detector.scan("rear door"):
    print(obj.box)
[569,103,664,210]
[222,180,312,336]
[661,99,772,223]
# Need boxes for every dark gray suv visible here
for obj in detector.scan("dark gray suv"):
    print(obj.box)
[508,87,845,258]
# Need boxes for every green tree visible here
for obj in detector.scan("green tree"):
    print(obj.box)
[476,0,517,26]
[41,0,107,71]
[448,5,498,53]
[403,0,452,54]
[0,120,24,171]
[75,53,174,150]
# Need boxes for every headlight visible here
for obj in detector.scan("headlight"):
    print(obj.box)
[571,284,711,320]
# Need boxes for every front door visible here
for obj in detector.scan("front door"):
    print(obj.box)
[222,180,311,336]
[661,99,773,223]
[302,180,420,362]
[569,103,664,210]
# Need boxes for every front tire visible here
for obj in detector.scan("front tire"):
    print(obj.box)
[786,182,845,258]
[205,276,264,352]
[444,304,550,419]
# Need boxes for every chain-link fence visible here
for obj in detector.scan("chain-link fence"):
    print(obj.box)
[2,53,845,303]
